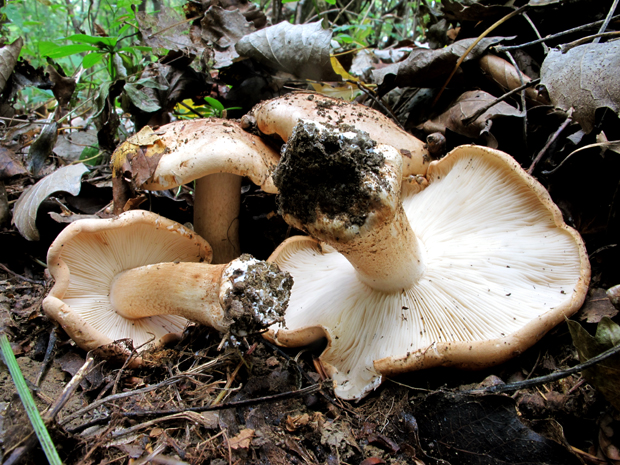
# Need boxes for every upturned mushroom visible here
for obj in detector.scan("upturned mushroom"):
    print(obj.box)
[249,92,430,176]
[267,120,590,400]
[43,210,292,355]
[111,119,281,263]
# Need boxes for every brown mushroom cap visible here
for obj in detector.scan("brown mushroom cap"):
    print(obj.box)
[250,92,430,176]
[267,121,590,400]
[111,119,281,263]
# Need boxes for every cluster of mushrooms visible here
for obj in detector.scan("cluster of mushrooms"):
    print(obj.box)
[43,92,590,400]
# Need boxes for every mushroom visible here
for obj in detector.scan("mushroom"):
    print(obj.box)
[43,210,292,355]
[249,92,430,176]
[267,120,590,400]
[112,119,280,263]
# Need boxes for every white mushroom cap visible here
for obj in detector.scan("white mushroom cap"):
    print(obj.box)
[250,92,430,177]
[268,136,590,400]
[43,210,212,352]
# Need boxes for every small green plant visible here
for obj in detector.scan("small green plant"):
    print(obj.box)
[175,96,241,119]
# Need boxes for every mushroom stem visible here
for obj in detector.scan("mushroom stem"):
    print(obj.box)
[194,174,242,264]
[274,120,425,293]
[108,255,293,336]
[110,262,229,331]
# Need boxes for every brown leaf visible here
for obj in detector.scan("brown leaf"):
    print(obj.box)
[479,54,549,105]
[576,288,619,323]
[200,6,256,69]
[227,428,255,449]
[421,90,522,142]
[0,146,27,179]
[111,126,167,187]
[136,7,196,53]
[442,0,515,21]
[46,64,76,109]
[374,36,507,90]
[0,38,23,95]
[540,41,620,133]
[27,121,58,176]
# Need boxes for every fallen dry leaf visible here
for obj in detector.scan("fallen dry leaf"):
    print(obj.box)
[0,38,23,94]
[0,146,27,178]
[12,163,89,240]
[420,90,522,144]
[236,21,341,81]
[227,428,255,450]
[540,41,620,133]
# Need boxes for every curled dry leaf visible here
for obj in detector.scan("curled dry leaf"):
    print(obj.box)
[479,54,549,105]
[136,6,196,53]
[236,21,341,81]
[13,163,89,241]
[420,90,523,144]
[374,36,507,91]
[540,41,620,133]
[0,38,23,95]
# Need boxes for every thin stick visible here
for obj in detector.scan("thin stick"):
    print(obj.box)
[433,5,528,107]
[503,50,528,148]
[462,78,540,126]
[494,14,620,53]
[594,0,620,43]
[35,328,58,387]
[560,31,620,53]
[527,110,573,174]
[0,263,46,285]
[466,340,620,394]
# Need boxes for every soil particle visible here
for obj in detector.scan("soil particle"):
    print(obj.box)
[273,120,385,229]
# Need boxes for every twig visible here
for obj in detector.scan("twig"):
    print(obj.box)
[35,328,58,387]
[0,263,46,285]
[66,384,323,434]
[594,0,620,43]
[465,340,620,394]
[352,81,405,129]
[560,31,620,53]
[433,4,528,107]
[542,140,620,175]
[493,14,620,53]
[462,78,540,126]
[527,110,573,174]
[503,50,528,148]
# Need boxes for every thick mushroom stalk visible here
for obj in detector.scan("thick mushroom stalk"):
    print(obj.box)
[43,210,292,358]
[268,121,590,400]
[112,120,281,264]
[273,120,424,292]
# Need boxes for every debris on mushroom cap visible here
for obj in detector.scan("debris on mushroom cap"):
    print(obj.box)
[250,91,430,177]
[111,119,281,193]
[268,121,590,400]
[43,210,212,353]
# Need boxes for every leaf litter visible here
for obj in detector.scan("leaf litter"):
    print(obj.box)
[1,1,620,464]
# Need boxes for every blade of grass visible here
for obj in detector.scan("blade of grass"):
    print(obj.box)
[0,332,62,465]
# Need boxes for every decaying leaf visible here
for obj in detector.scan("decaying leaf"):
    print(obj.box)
[0,38,23,94]
[442,0,515,21]
[12,163,89,240]
[540,41,620,133]
[27,120,59,176]
[200,6,256,69]
[226,428,255,449]
[577,288,619,323]
[568,317,620,411]
[236,21,341,81]
[420,90,522,144]
[374,36,507,90]
[0,146,27,178]
[413,391,581,464]
[111,126,167,187]
[136,6,196,53]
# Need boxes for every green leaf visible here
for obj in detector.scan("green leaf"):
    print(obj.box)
[325,0,337,5]
[568,317,620,410]
[82,52,105,69]
[79,146,103,166]
[124,83,161,112]
[0,333,62,465]
[44,44,99,58]
[118,45,152,53]
[204,96,225,112]
[66,34,118,48]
